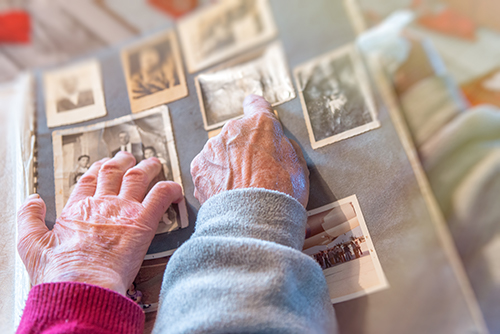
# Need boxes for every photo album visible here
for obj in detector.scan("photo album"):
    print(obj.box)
[12,0,485,333]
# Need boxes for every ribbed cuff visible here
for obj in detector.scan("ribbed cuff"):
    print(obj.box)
[195,188,307,250]
[19,282,144,334]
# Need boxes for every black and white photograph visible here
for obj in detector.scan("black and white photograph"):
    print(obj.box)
[52,105,188,234]
[129,253,173,334]
[294,44,380,149]
[303,195,388,303]
[195,42,295,130]
[177,0,277,73]
[121,30,188,113]
[44,59,106,127]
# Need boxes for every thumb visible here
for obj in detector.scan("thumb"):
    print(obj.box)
[243,94,273,116]
[17,194,48,251]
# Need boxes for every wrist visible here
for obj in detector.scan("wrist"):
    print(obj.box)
[196,188,307,250]
[41,266,128,295]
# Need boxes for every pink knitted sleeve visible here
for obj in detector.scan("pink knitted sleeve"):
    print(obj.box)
[17,282,144,334]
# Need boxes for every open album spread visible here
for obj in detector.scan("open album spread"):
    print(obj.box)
[5,1,485,333]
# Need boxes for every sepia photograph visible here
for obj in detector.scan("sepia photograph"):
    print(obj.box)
[177,0,277,73]
[128,252,173,334]
[303,195,388,303]
[52,105,188,233]
[195,42,294,131]
[294,44,380,149]
[121,30,188,113]
[43,59,107,127]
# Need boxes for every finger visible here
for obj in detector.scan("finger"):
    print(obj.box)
[242,95,283,136]
[243,94,273,116]
[190,153,211,205]
[119,157,162,202]
[289,138,310,208]
[66,158,109,208]
[288,138,309,175]
[17,194,48,252]
[142,181,183,224]
[95,152,136,197]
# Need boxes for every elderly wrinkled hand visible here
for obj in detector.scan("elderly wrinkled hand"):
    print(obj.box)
[17,152,183,295]
[191,94,309,207]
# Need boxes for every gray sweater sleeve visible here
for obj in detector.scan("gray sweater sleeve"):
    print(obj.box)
[153,189,337,334]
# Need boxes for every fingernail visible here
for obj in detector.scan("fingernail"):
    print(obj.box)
[28,194,40,200]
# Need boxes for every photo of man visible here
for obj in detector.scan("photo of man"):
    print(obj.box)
[52,106,189,235]
[111,130,144,163]
[56,75,94,112]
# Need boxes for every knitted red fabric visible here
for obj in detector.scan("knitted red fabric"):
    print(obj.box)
[17,282,144,334]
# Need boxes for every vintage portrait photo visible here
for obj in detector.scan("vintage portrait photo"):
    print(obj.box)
[128,253,173,334]
[177,0,277,73]
[294,44,380,149]
[303,195,388,303]
[195,42,294,131]
[52,105,188,233]
[121,30,188,113]
[43,59,106,127]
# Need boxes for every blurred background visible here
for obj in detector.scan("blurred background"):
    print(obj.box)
[0,0,499,333]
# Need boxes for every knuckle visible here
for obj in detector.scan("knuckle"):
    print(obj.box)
[78,173,97,186]
[116,150,134,159]
[205,137,216,149]
[149,157,161,165]
[155,181,177,194]
[99,161,123,175]
[225,119,239,129]
[200,138,218,157]
[124,167,148,184]
[16,238,29,258]
[224,119,244,137]
[18,200,44,219]
[190,157,200,175]
[253,112,275,128]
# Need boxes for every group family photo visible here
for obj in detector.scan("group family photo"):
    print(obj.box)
[52,106,188,232]
[303,195,388,303]
[312,236,366,270]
